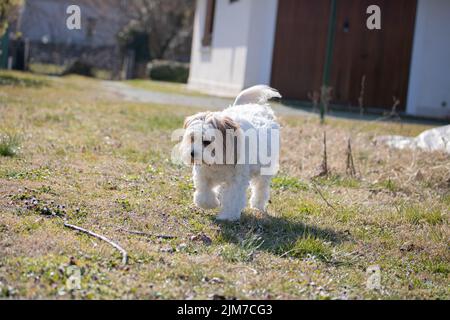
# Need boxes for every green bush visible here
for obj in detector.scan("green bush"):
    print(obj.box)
[0,132,21,157]
[63,60,94,77]
[149,60,189,83]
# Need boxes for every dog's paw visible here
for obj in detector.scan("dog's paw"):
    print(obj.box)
[250,201,268,212]
[216,212,241,222]
[194,192,219,209]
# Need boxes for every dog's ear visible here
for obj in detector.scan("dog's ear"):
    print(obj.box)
[222,116,240,132]
[207,115,240,136]
[207,115,241,165]
[184,112,210,129]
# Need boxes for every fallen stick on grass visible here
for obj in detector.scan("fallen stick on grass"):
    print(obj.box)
[64,222,128,265]
[229,265,258,275]
[116,227,176,240]
[311,183,338,213]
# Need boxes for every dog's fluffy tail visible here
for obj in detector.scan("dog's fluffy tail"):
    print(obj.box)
[233,85,281,106]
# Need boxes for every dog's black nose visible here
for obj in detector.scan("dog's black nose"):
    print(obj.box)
[191,151,195,158]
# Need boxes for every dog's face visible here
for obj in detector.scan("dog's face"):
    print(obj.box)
[180,112,240,165]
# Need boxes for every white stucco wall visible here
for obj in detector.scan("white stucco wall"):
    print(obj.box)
[188,0,278,97]
[407,0,450,119]
[244,0,279,87]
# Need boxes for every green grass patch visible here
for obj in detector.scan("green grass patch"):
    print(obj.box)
[1,167,52,181]
[424,260,450,276]
[296,199,319,216]
[402,206,444,225]
[0,73,48,88]
[443,193,450,208]
[115,198,133,212]
[147,115,184,131]
[220,233,264,263]
[314,174,361,188]
[272,175,309,191]
[3,255,114,299]
[0,132,21,157]
[374,178,399,192]
[283,236,332,261]
[335,205,359,223]
[126,79,206,97]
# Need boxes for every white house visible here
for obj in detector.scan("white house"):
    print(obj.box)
[188,0,450,120]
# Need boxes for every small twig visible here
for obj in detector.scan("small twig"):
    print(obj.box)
[346,138,357,177]
[311,183,338,213]
[64,222,128,265]
[320,86,332,124]
[333,250,363,263]
[354,96,403,135]
[308,90,320,113]
[391,96,400,116]
[116,227,176,240]
[317,131,329,177]
[229,265,258,275]
[280,248,298,258]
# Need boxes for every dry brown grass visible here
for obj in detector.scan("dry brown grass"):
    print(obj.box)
[0,71,448,300]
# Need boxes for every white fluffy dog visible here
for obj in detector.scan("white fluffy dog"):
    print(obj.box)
[180,85,281,221]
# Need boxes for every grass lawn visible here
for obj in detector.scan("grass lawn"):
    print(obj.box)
[0,70,448,300]
[125,79,208,97]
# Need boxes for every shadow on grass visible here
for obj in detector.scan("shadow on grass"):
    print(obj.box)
[212,213,348,263]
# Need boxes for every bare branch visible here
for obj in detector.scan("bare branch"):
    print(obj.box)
[64,222,128,265]
[316,131,329,177]
[311,183,338,213]
[346,138,357,177]
[116,227,176,240]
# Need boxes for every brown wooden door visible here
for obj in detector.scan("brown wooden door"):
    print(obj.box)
[271,0,417,111]
[270,0,331,100]
[331,0,417,111]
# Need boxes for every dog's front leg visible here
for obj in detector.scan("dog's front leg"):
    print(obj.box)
[217,177,249,222]
[250,175,272,212]
[193,167,219,209]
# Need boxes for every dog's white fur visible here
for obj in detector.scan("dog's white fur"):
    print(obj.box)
[180,85,281,221]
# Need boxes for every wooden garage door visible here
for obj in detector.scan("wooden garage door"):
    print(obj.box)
[271,0,417,111]
[270,0,331,101]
